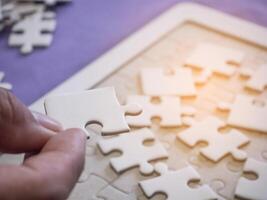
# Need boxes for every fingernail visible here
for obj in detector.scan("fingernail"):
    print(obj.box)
[33,112,63,132]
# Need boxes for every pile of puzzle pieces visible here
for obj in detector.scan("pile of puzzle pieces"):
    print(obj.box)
[0,0,70,54]
[44,43,267,200]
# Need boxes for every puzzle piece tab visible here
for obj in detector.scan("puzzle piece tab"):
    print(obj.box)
[139,163,218,200]
[126,95,195,127]
[45,87,142,137]
[241,64,267,92]
[140,67,196,96]
[235,158,267,200]
[218,94,267,133]
[177,116,249,162]
[98,128,168,175]
[185,43,244,83]
[8,9,56,54]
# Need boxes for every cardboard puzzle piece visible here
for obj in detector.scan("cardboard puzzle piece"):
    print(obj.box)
[8,9,56,54]
[126,95,195,127]
[140,67,196,96]
[139,163,218,200]
[177,116,249,162]
[68,174,108,200]
[185,43,244,83]
[19,0,71,6]
[45,87,142,137]
[97,185,137,200]
[98,128,168,175]
[241,64,267,92]
[235,158,267,200]
[218,94,267,133]
[0,71,12,90]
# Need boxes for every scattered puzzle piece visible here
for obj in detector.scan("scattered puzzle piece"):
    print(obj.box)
[235,158,267,200]
[0,71,12,90]
[185,43,244,83]
[45,87,142,137]
[140,67,196,96]
[68,174,108,200]
[126,95,195,127]
[177,116,249,162]
[19,0,71,6]
[8,9,56,54]
[241,64,267,92]
[139,162,218,200]
[218,94,267,133]
[97,185,136,200]
[98,128,168,175]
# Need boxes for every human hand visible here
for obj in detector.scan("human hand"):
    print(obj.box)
[0,89,86,200]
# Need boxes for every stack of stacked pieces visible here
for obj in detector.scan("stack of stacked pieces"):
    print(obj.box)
[0,0,70,54]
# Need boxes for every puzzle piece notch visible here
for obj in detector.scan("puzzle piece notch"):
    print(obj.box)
[8,8,56,54]
[97,128,168,175]
[241,64,267,92]
[140,67,196,96]
[0,71,12,90]
[139,162,218,200]
[126,95,195,127]
[185,43,244,83]
[218,94,267,133]
[235,158,267,200]
[45,87,142,137]
[177,116,249,162]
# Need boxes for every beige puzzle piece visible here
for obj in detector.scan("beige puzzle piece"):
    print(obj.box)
[0,71,12,90]
[241,64,267,92]
[44,87,142,137]
[126,95,195,127]
[97,185,137,200]
[185,43,244,83]
[98,128,168,175]
[235,158,267,200]
[218,94,267,133]
[139,163,218,200]
[177,116,249,162]
[140,67,196,96]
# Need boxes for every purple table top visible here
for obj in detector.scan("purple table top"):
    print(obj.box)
[0,0,267,105]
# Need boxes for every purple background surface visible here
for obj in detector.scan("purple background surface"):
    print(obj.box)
[0,0,267,105]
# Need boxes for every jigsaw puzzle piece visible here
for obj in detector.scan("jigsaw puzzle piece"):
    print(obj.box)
[0,71,12,90]
[185,43,244,83]
[177,116,249,162]
[241,64,267,92]
[98,128,168,175]
[126,95,195,127]
[235,158,267,200]
[218,94,267,133]
[139,163,218,200]
[45,87,142,137]
[97,184,137,200]
[140,67,196,96]
[8,9,56,54]
[19,0,71,6]
[68,174,108,200]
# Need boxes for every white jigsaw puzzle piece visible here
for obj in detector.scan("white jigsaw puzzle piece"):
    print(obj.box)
[177,116,249,162]
[140,67,196,96]
[126,95,195,127]
[98,128,168,175]
[241,64,267,92]
[185,43,244,83]
[235,158,267,200]
[139,163,218,200]
[0,71,12,90]
[97,185,137,200]
[8,9,56,54]
[218,94,267,133]
[45,87,142,137]
[19,0,71,6]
